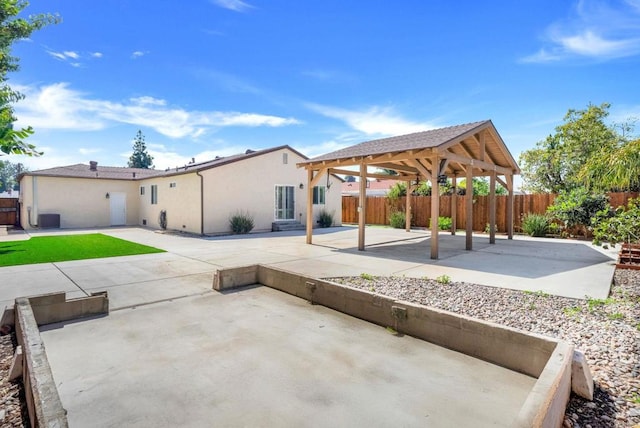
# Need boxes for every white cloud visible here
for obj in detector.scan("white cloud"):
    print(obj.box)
[63,51,79,59]
[91,52,103,58]
[47,51,69,61]
[131,51,147,59]
[210,0,253,12]
[13,82,301,139]
[131,96,167,106]
[522,0,640,63]
[307,103,436,136]
[78,147,102,155]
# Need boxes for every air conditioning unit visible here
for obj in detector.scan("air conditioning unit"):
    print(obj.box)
[38,214,60,228]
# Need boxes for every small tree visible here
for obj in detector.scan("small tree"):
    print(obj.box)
[128,130,154,169]
[0,1,59,156]
[0,160,24,192]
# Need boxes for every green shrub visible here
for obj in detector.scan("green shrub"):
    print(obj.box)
[389,210,406,228]
[521,213,549,237]
[436,274,451,284]
[386,182,407,201]
[483,223,499,234]
[429,216,452,230]
[547,187,609,231]
[592,198,640,246]
[229,211,254,234]
[317,209,334,228]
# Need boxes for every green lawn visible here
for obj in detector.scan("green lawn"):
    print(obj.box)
[0,233,165,267]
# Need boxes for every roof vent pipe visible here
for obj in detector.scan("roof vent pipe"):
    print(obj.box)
[89,161,98,171]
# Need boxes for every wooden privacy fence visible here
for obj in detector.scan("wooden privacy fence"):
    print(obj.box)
[0,198,19,226]
[342,192,639,232]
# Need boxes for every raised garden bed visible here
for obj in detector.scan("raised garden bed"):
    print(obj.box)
[616,243,640,270]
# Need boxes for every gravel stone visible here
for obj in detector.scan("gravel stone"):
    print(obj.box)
[327,269,640,427]
[0,333,28,427]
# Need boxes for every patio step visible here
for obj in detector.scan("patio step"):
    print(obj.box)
[272,221,305,232]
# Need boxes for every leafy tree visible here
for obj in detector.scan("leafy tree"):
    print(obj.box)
[0,1,59,156]
[580,137,640,192]
[519,103,620,193]
[457,177,507,196]
[127,130,154,169]
[0,159,24,192]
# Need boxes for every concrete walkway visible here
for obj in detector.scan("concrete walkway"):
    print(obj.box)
[0,226,618,310]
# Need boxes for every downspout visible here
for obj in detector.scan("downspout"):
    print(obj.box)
[29,176,39,227]
[196,171,204,235]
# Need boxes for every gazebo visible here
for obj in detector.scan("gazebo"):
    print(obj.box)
[297,120,520,259]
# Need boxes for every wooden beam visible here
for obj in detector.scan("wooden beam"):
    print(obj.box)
[451,176,457,235]
[439,151,514,176]
[366,163,419,174]
[430,153,440,259]
[358,162,366,251]
[479,132,486,162]
[465,165,473,250]
[489,171,496,244]
[306,168,314,244]
[330,168,410,181]
[496,176,508,189]
[459,140,476,159]
[406,158,433,181]
[309,167,328,188]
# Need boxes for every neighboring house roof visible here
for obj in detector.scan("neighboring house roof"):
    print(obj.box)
[342,179,401,196]
[21,145,308,181]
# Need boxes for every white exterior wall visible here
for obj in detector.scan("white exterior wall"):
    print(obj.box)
[137,173,202,234]
[19,175,139,230]
[200,148,342,234]
[17,146,342,234]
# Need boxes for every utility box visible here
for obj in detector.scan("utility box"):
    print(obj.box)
[38,214,60,228]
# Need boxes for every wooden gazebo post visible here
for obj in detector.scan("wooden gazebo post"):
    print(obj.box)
[451,176,457,235]
[430,153,440,259]
[358,161,367,251]
[465,165,473,250]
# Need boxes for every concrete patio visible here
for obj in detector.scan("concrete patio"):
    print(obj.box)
[0,226,618,311]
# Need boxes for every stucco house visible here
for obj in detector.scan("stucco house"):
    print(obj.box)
[18,145,342,234]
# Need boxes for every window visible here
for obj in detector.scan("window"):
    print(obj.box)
[282,153,288,164]
[313,186,326,205]
[140,186,145,196]
[169,182,176,188]
[151,185,158,204]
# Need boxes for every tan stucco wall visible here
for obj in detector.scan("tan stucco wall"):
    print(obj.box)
[19,176,139,230]
[18,147,342,234]
[199,147,342,235]
[137,173,202,234]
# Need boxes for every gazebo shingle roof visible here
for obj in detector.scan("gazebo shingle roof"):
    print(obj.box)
[307,120,489,162]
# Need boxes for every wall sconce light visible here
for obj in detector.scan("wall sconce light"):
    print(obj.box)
[437,174,448,186]
[105,192,110,199]
[412,175,420,186]
[299,183,304,189]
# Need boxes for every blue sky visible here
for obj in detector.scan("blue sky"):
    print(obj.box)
[8,0,640,188]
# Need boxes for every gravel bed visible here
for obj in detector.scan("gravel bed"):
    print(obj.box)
[327,269,640,428]
[0,332,28,427]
